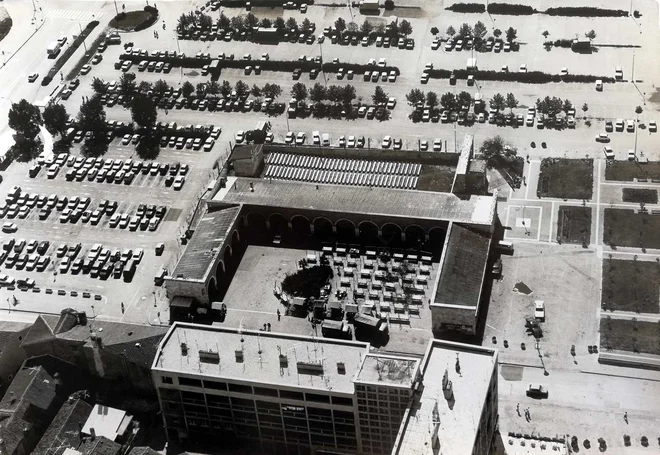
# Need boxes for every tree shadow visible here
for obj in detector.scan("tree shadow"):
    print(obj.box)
[136,133,161,160]
[81,135,109,157]
[52,137,72,155]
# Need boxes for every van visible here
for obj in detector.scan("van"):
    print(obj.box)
[154,267,167,286]
[321,133,330,146]
[497,240,514,254]
[312,131,320,145]
[595,79,603,91]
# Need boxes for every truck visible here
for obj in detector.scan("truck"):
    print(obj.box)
[47,41,62,57]
[123,258,139,282]
[321,320,352,339]
[353,313,388,336]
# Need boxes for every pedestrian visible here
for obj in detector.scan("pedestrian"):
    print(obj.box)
[516,403,520,416]
[277,309,281,321]
[267,323,271,331]
[121,302,125,314]
[624,412,628,424]
[263,323,267,331]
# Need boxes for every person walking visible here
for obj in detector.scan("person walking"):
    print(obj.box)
[624,412,628,424]
[277,309,281,321]
[516,403,520,416]
[121,302,125,314]
[267,323,271,332]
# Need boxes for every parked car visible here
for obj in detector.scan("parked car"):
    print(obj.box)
[526,384,548,399]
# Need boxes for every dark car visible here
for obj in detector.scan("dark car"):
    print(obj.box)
[526,385,548,399]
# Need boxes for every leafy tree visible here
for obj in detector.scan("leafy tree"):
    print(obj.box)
[493,28,502,38]
[220,80,232,98]
[176,13,191,33]
[372,86,389,105]
[9,134,42,163]
[398,19,412,36]
[77,96,106,133]
[431,26,439,35]
[207,80,220,95]
[384,0,395,10]
[181,81,195,98]
[635,105,643,114]
[250,84,262,98]
[130,94,157,129]
[326,85,342,103]
[153,79,169,96]
[8,99,42,139]
[426,91,438,110]
[274,17,286,30]
[309,83,326,103]
[43,104,69,136]
[261,18,272,28]
[457,91,472,108]
[446,25,456,36]
[562,99,573,113]
[473,21,487,41]
[196,82,207,96]
[440,92,456,111]
[542,30,549,38]
[505,26,517,42]
[388,20,399,36]
[302,18,312,31]
[341,85,356,105]
[360,19,373,35]
[334,17,346,33]
[92,77,107,95]
[505,93,519,112]
[245,13,258,27]
[286,17,298,31]
[459,23,472,39]
[262,83,282,99]
[235,80,249,97]
[347,21,358,33]
[406,88,425,106]
[478,135,517,169]
[199,14,213,29]
[375,23,386,35]
[291,82,308,101]
[135,132,160,160]
[138,81,152,93]
[490,93,506,111]
[218,13,230,29]
[585,30,596,40]
[119,72,136,97]
[230,16,245,31]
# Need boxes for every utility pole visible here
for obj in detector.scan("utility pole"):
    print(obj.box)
[114,0,119,15]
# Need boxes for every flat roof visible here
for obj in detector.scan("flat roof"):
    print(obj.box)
[82,405,127,441]
[433,223,492,307]
[213,177,496,226]
[153,323,370,394]
[393,340,497,455]
[354,353,421,389]
[171,205,241,281]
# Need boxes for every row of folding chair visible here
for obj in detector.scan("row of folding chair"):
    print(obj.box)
[265,153,422,176]
[263,165,419,189]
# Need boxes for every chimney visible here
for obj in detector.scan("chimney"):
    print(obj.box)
[249,182,254,192]
[90,428,96,440]
[180,342,188,356]
[53,372,63,390]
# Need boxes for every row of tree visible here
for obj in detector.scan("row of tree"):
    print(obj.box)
[535,96,574,117]
[289,82,357,105]
[405,89,522,113]
[177,12,314,34]
[443,22,517,43]
[333,17,412,37]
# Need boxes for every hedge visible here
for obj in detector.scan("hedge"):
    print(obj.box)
[427,69,615,84]
[42,21,99,85]
[487,3,536,15]
[445,3,485,13]
[134,5,159,32]
[545,7,627,17]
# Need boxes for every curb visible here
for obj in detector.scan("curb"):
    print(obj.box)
[2,18,46,68]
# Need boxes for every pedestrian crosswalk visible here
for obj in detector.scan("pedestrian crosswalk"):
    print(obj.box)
[42,8,104,22]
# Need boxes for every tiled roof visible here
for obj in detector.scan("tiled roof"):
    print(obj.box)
[32,397,93,455]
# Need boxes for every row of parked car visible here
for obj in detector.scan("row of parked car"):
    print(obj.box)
[432,36,517,53]
[56,243,145,281]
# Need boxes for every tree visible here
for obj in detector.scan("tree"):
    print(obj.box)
[218,13,230,29]
[135,132,160,160]
[245,13,259,27]
[473,21,487,41]
[230,16,245,31]
[262,83,282,99]
[130,94,157,129]
[274,17,286,30]
[542,30,549,38]
[406,88,425,106]
[334,17,346,33]
[360,19,373,35]
[585,30,596,40]
[43,104,69,136]
[459,23,472,39]
[119,72,136,97]
[426,91,438,110]
[341,85,356,105]
[196,82,207,96]
[446,25,456,37]
[372,86,389,105]
[309,83,326,104]
[138,81,152,94]
[9,133,42,163]
[77,96,106,133]
[250,84,262,98]
[490,93,506,111]
[505,93,519,112]
[8,99,42,139]
[562,99,573,113]
[347,21,358,33]
[384,0,394,10]
[199,14,213,30]
[478,135,509,168]
[440,92,456,111]
[431,26,439,35]
[261,18,272,28]
[92,77,107,95]
[326,85,342,103]
[635,105,643,115]
[399,19,412,36]
[220,80,232,98]
[153,79,169,96]
[291,82,308,101]
[457,91,472,108]
[375,23,386,35]
[286,17,298,31]
[505,26,517,42]
[235,80,249,98]
[181,81,195,98]
[493,28,502,38]
[206,80,220,95]
[302,18,312,31]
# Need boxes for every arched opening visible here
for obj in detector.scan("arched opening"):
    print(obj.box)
[428,227,447,256]
[246,212,267,241]
[336,219,356,243]
[358,221,379,245]
[268,213,289,235]
[291,215,311,238]
[405,225,426,249]
[313,217,333,240]
[223,245,233,271]
[231,230,240,252]
[214,260,230,300]
[207,277,218,301]
[381,223,403,247]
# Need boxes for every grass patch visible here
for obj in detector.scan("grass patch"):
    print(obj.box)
[109,9,157,32]
[622,188,658,204]
[537,158,593,200]
[66,28,107,81]
[557,205,591,246]
[602,259,660,313]
[0,15,12,43]
[600,318,660,355]
[605,161,660,181]
[416,165,456,192]
[603,208,660,249]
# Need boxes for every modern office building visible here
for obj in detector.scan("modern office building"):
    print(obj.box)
[152,324,498,455]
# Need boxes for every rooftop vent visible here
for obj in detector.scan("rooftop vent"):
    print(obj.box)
[180,342,188,356]
[337,362,346,375]
[279,354,288,368]
[199,350,220,364]
[235,350,244,363]
[297,361,324,376]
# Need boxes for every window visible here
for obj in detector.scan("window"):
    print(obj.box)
[161,376,173,384]
[179,377,202,388]
[228,383,252,394]
[332,396,353,406]
[204,380,227,390]
[280,390,304,401]
[254,387,279,397]
[306,393,330,403]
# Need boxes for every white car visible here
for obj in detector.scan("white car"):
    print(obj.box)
[203,138,215,151]
[285,132,295,144]
[121,134,131,145]
[560,67,568,76]
[235,130,245,143]
[420,140,428,151]
[347,136,356,148]
[381,136,392,148]
[80,64,92,75]
[626,120,635,132]
[2,222,17,233]
[628,149,636,161]
[338,136,346,147]
[173,176,185,190]
[312,131,320,145]
[649,120,657,132]
[386,97,396,109]
[433,139,442,151]
[603,146,614,159]
[28,73,39,83]
[534,300,545,321]
[519,64,527,73]
[295,132,306,145]
[595,133,610,143]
